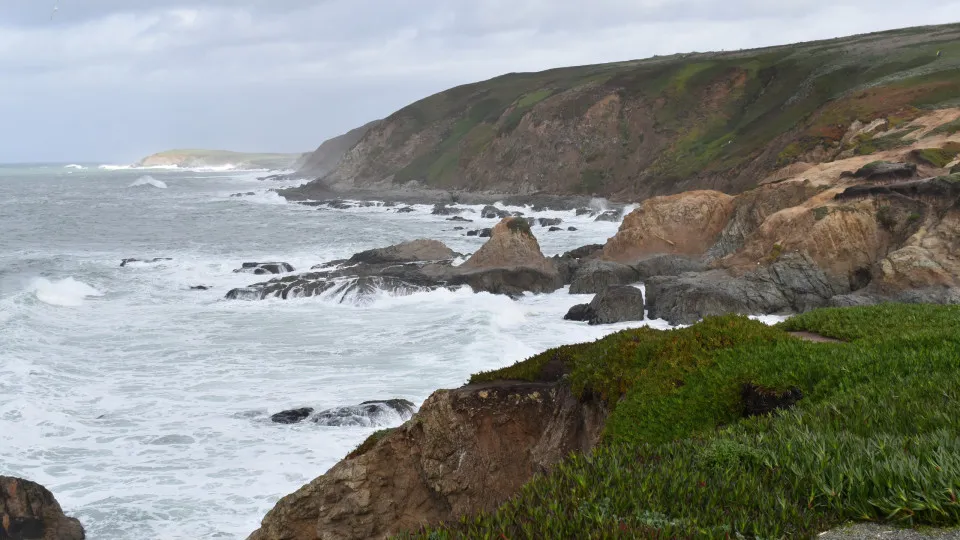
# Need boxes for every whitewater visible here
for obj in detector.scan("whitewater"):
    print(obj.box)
[0,164,719,538]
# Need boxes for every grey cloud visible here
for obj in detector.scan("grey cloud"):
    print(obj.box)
[1,0,959,162]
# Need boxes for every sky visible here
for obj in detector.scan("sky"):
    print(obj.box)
[1,1,959,163]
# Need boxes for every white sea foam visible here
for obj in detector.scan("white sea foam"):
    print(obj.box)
[64,164,86,170]
[129,176,168,189]
[28,277,103,307]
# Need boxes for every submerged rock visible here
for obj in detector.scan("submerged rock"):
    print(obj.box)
[396,206,416,213]
[537,218,562,227]
[120,257,172,267]
[431,203,461,216]
[594,210,621,222]
[548,226,563,232]
[233,262,295,275]
[190,285,212,291]
[270,400,416,426]
[0,476,85,540]
[271,408,314,424]
[447,216,473,222]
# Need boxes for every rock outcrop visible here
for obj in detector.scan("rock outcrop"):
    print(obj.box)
[602,191,734,263]
[248,382,605,540]
[346,240,454,265]
[454,218,563,295]
[234,262,296,275]
[0,477,85,540]
[294,121,380,179]
[568,260,639,295]
[271,400,417,427]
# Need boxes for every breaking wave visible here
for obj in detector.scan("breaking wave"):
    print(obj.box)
[129,176,168,189]
[64,164,86,170]
[29,277,103,307]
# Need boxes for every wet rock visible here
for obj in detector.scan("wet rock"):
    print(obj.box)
[313,399,417,427]
[431,203,461,216]
[594,210,621,222]
[569,260,640,295]
[742,384,803,417]
[453,227,465,231]
[567,227,578,231]
[587,286,646,325]
[396,206,416,213]
[449,267,563,297]
[479,228,493,238]
[562,244,604,260]
[120,257,172,267]
[0,476,85,540]
[563,303,595,322]
[348,240,456,265]
[233,262,295,275]
[457,217,561,295]
[271,408,315,424]
[537,218,562,227]
[575,208,593,216]
[190,285,211,291]
[548,226,563,232]
[326,200,353,210]
[447,216,473,223]
[466,230,479,237]
[481,205,511,219]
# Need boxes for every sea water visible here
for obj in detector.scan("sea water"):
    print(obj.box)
[0,164,680,538]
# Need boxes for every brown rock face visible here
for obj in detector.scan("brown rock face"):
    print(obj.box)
[602,190,734,263]
[248,382,605,540]
[876,206,960,290]
[0,477,85,540]
[462,218,554,273]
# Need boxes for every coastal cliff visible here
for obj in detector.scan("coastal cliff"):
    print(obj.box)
[284,23,960,201]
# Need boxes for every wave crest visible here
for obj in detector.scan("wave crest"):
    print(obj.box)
[30,277,103,307]
[129,176,168,189]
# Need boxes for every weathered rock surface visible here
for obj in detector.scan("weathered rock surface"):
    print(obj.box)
[569,260,639,295]
[563,303,595,322]
[481,205,510,219]
[537,218,562,227]
[593,210,621,222]
[234,262,295,275]
[849,161,918,181]
[271,400,417,427]
[551,244,604,285]
[631,254,706,280]
[0,477,85,540]
[248,382,605,540]
[120,257,172,267]
[603,191,735,263]
[456,217,563,295]
[646,254,847,325]
[347,239,455,265]
[431,203,461,216]
[585,285,646,325]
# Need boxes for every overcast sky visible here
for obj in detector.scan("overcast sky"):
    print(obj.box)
[1,1,958,163]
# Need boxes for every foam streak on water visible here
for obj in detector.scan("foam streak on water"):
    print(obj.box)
[0,164,661,539]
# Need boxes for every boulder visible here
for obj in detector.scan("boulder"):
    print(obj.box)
[120,257,172,267]
[347,240,455,265]
[271,408,314,424]
[632,255,706,280]
[326,200,353,210]
[586,285,646,325]
[645,254,846,325]
[450,268,563,297]
[562,244,604,260]
[313,400,416,427]
[537,218,562,227]
[234,262,295,275]
[447,216,473,223]
[594,210,621,222]
[603,190,734,263]
[575,208,593,216]
[190,285,212,291]
[460,218,555,275]
[396,206,416,213]
[0,476,85,540]
[548,226,563,232]
[479,228,493,238]
[567,227,578,231]
[431,203,461,216]
[466,230,479,237]
[569,260,640,295]
[563,303,595,322]
[481,205,510,219]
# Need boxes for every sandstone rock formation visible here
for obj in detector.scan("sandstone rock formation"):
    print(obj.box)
[248,382,605,540]
[602,191,734,263]
[455,217,563,295]
[0,477,85,540]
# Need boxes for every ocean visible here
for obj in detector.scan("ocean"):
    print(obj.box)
[0,163,681,539]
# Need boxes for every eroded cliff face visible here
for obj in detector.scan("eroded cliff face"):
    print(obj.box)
[248,382,605,540]
[286,24,960,201]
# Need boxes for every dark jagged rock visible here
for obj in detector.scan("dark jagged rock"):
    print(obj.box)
[447,216,473,222]
[466,230,479,237]
[537,218,562,227]
[587,285,646,325]
[575,208,593,216]
[850,161,917,181]
[120,257,172,267]
[632,255,706,280]
[233,262,295,275]
[835,174,960,201]
[0,476,85,540]
[562,244,604,260]
[313,400,417,427]
[548,226,563,232]
[449,268,563,297]
[830,287,960,308]
[298,201,326,207]
[742,384,803,417]
[453,227,465,231]
[563,303,595,322]
[645,253,846,325]
[479,228,493,238]
[481,205,511,219]
[348,240,455,265]
[594,210,621,222]
[190,285,211,291]
[431,203,461,216]
[396,206,416,213]
[271,408,315,424]
[569,260,640,295]
[326,200,353,210]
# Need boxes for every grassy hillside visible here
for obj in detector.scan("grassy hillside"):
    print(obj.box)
[318,24,960,199]
[399,304,960,538]
[136,149,304,170]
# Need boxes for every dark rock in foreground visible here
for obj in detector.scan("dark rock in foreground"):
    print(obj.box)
[348,240,455,265]
[632,254,706,280]
[120,257,172,267]
[846,161,917,182]
[431,203,461,216]
[234,262,295,275]
[594,210,621,222]
[569,260,639,295]
[563,303,594,322]
[587,285,646,325]
[270,400,417,426]
[0,476,85,540]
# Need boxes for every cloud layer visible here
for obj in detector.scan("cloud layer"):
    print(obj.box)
[1,0,958,162]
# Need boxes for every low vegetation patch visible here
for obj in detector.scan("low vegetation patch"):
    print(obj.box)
[912,145,960,168]
[406,305,960,538]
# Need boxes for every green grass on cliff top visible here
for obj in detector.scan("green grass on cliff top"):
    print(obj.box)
[400,304,960,539]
